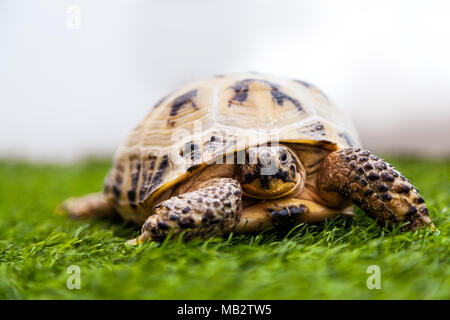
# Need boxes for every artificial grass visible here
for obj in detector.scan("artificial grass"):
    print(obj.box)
[0,157,448,300]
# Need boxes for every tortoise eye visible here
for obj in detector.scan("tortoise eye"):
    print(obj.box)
[280,152,288,163]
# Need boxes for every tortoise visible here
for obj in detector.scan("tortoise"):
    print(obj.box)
[61,73,434,243]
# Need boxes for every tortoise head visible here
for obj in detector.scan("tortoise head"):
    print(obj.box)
[237,145,305,199]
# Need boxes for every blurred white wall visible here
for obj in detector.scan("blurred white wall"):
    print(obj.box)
[1,0,449,161]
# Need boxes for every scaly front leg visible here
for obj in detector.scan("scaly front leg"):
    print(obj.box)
[129,178,242,243]
[234,198,349,233]
[318,147,434,230]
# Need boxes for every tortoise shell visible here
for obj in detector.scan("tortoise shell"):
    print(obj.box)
[104,73,361,223]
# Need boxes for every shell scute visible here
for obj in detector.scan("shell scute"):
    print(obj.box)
[106,73,360,222]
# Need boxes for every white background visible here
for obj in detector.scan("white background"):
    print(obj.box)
[1,0,449,161]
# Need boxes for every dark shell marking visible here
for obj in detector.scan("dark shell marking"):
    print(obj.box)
[228,79,303,111]
[167,89,199,126]
[145,154,169,198]
[109,159,126,204]
[138,154,157,202]
[169,89,198,116]
[112,174,122,204]
[108,151,172,208]
[301,121,327,137]
[141,178,242,241]
[320,148,431,230]
[127,155,141,209]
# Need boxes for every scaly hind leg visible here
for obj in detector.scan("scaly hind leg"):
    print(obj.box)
[235,198,351,233]
[60,193,116,220]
